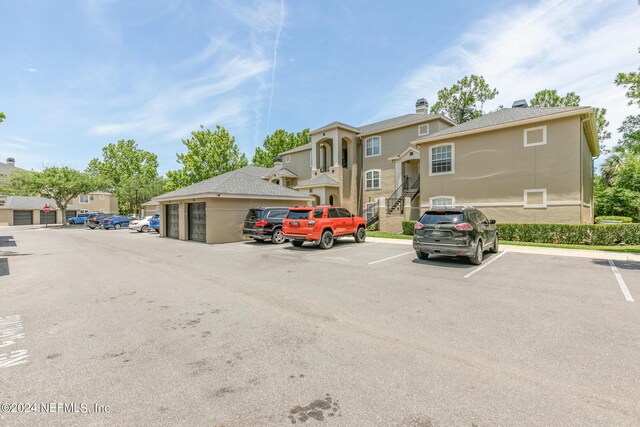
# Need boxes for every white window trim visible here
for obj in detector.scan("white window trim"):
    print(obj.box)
[524,125,547,147]
[79,195,89,204]
[364,136,381,158]
[418,123,430,137]
[310,151,313,167]
[428,142,455,176]
[364,169,382,190]
[429,195,455,208]
[284,155,291,163]
[524,188,547,209]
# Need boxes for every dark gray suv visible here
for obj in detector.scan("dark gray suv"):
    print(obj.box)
[413,206,498,265]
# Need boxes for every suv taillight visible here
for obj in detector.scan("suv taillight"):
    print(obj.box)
[308,220,316,228]
[454,222,473,230]
[255,220,268,227]
[414,222,424,230]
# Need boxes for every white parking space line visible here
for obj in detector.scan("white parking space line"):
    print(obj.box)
[368,251,415,265]
[463,251,508,279]
[608,259,634,302]
[305,245,355,257]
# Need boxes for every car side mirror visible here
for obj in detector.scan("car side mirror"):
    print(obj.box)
[489,219,496,224]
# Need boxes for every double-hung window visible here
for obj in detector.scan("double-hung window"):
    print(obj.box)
[79,195,90,204]
[430,143,454,175]
[365,136,381,157]
[365,170,381,190]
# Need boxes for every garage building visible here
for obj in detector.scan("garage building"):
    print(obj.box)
[150,167,313,244]
[0,196,81,226]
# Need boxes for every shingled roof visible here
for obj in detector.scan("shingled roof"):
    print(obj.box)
[358,113,447,136]
[418,107,590,140]
[296,174,339,188]
[152,167,313,201]
[0,196,80,210]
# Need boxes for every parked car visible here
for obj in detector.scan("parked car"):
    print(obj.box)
[282,206,367,249]
[149,214,160,232]
[412,206,498,265]
[129,216,153,233]
[101,215,132,230]
[243,207,290,244]
[85,213,115,229]
[67,212,92,224]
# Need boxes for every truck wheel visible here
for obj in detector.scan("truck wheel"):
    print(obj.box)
[271,228,286,244]
[291,240,304,247]
[417,252,429,260]
[318,230,334,249]
[354,226,366,243]
[470,240,483,265]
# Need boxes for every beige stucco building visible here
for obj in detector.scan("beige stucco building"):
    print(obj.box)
[150,166,313,244]
[269,101,599,229]
[75,191,119,214]
[413,106,599,224]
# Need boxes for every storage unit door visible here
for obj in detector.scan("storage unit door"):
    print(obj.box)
[66,210,77,221]
[40,210,56,224]
[165,204,179,239]
[13,210,33,225]
[188,202,207,242]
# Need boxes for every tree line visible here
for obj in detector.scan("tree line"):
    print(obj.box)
[1,35,638,221]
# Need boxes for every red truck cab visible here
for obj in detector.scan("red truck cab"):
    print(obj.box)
[282,206,367,249]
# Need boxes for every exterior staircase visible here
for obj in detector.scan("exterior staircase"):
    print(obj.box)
[387,175,420,214]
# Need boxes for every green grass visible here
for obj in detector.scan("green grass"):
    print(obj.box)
[368,231,412,240]
[367,231,640,253]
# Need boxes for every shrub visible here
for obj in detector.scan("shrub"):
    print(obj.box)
[402,220,416,235]
[497,223,640,245]
[595,216,633,223]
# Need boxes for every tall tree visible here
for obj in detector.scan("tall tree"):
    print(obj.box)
[9,167,97,225]
[529,89,580,107]
[430,75,499,124]
[529,89,610,145]
[615,70,640,107]
[87,139,161,213]
[252,128,311,167]
[0,112,5,123]
[165,124,248,191]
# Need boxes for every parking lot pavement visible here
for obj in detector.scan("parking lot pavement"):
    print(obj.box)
[1,227,639,426]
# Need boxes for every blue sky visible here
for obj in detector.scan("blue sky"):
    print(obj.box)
[1,0,638,173]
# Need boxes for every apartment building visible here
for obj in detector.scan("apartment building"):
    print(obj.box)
[269,100,599,230]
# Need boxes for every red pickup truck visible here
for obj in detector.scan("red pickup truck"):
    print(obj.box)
[282,206,367,249]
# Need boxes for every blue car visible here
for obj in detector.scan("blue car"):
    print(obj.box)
[149,214,160,232]
[68,213,91,224]
[101,215,132,230]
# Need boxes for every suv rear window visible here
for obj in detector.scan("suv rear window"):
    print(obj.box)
[266,210,288,219]
[245,209,263,221]
[287,210,310,220]
[419,211,465,225]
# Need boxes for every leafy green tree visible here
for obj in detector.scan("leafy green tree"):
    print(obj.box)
[117,175,166,215]
[0,112,5,123]
[87,139,161,213]
[529,89,580,107]
[615,70,640,107]
[430,75,499,124]
[252,128,311,167]
[529,90,610,145]
[9,167,98,225]
[165,124,248,191]
[613,115,640,155]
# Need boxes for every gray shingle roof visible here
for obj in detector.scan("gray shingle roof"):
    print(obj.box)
[239,165,274,178]
[0,196,80,210]
[153,167,313,200]
[421,107,589,140]
[297,174,339,188]
[358,113,443,135]
[275,168,297,178]
[0,162,25,177]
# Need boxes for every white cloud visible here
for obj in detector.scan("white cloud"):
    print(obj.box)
[22,67,39,73]
[377,0,639,157]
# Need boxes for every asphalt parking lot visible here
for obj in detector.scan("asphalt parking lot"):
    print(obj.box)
[1,226,639,426]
